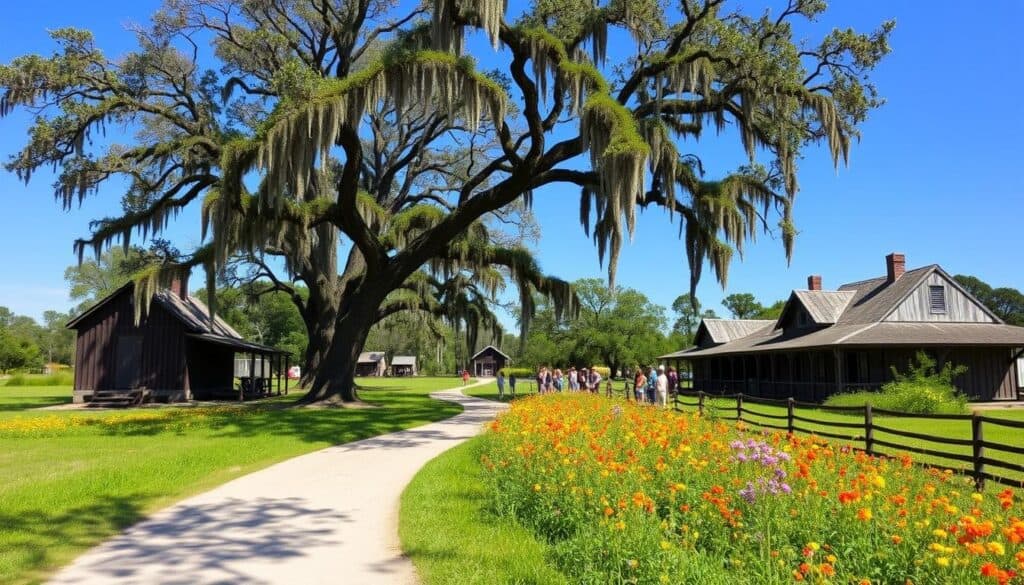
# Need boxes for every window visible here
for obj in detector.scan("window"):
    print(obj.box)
[929,285,947,314]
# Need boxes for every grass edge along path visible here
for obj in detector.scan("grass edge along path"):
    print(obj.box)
[0,377,468,585]
[399,436,569,585]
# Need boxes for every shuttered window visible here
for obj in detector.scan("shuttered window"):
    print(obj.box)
[929,285,947,314]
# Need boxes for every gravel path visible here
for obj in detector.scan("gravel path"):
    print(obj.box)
[47,380,505,585]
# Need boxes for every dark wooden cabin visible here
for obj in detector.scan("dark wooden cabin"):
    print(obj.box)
[662,253,1024,402]
[67,277,289,403]
[470,345,509,377]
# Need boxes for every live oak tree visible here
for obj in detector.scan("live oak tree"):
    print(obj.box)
[0,0,892,403]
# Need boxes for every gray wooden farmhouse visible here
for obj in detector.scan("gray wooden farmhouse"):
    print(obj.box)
[663,253,1024,402]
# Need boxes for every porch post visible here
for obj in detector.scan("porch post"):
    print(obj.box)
[809,352,817,402]
[754,355,762,396]
[834,349,844,396]
[787,353,795,400]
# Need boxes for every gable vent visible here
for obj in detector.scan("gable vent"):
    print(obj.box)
[929,285,947,314]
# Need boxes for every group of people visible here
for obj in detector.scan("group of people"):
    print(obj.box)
[490,364,679,408]
[631,364,679,408]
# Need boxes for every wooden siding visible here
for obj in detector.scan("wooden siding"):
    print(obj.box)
[688,346,1018,402]
[947,348,1018,400]
[886,272,997,323]
[72,289,189,393]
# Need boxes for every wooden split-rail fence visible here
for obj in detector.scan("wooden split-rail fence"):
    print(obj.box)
[661,389,1024,491]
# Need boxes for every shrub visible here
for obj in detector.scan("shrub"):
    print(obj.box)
[5,372,74,386]
[500,367,534,379]
[823,352,967,414]
[482,394,1022,584]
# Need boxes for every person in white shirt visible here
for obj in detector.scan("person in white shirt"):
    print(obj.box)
[656,365,669,408]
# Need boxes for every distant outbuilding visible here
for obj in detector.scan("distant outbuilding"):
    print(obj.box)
[469,345,509,377]
[356,351,388,377]
[390,355,417,376]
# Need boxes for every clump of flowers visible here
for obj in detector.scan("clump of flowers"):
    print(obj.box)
[481,393,1024,584]
[732,439,792,503]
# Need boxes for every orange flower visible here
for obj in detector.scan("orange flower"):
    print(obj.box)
[857,508,873,522]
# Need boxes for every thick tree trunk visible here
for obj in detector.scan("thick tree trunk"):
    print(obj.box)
[299,285,339,388]
[298,285,384,404]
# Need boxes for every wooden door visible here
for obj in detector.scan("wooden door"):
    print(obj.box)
[115,335,142,389]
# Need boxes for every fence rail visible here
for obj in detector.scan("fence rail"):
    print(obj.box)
[667,389,1024,491]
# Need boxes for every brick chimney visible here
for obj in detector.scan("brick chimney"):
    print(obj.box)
[807,275,822,291]
[170,272,190,299]
[886,252,905,283]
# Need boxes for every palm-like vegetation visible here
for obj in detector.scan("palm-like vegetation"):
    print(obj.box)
[0,0,892,401]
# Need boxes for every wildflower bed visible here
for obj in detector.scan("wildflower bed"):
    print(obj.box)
[480,394,1024,584]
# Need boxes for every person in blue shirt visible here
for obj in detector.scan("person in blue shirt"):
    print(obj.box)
[646,366,658,404]
[497,371,506,399]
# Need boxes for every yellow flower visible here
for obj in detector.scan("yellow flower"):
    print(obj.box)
[932,529,947,539]
[628,559,638,569]
[533,483,541,492]
[986,541,1006,556]
[872,476,886,489]
[807,542,821,552]
[935,557,950,567]
[660,540,672,550]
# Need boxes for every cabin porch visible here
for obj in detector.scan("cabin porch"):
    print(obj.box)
[679,346,1021,403]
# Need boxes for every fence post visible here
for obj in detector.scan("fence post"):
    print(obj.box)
[787,398,795,435]
[736,393,743,423]
[972,413,985,491]
[864,403,874,456]
[698,391,705,416]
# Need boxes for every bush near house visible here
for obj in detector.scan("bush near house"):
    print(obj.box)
[824,351,968,414]
[480,394,1024,584]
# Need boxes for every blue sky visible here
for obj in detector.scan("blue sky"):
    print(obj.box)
[0,1,1022,328]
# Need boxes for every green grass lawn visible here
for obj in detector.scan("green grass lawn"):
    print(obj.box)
[0,385,74,412]
[0,376,466,585]
[400,438,568,585]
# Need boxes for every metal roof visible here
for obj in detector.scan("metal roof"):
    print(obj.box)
[187,333,288,355]
[675,263,1024,359]
[791,290,855,324]
[155,290,242,338]
[834,265,934,324]
[358,352,386,364]
[699,319,775,344]
[680,322,1024,358]
[66,283,288,355]
[391,356,417,366]
[470,345,510,360]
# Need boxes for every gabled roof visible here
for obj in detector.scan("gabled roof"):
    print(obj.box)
[834,265,934,324]
[358,351,386,364]
[66,283,286,354]
[781,290,856,326]
[697,319,775,344]
[677,262,1024,359]
[391,356,417,366]
[470,345,510,360]
[155,290,241,337]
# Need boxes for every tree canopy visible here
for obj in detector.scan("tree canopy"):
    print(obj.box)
[954,274,1024,326]
[0,0,892,401]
